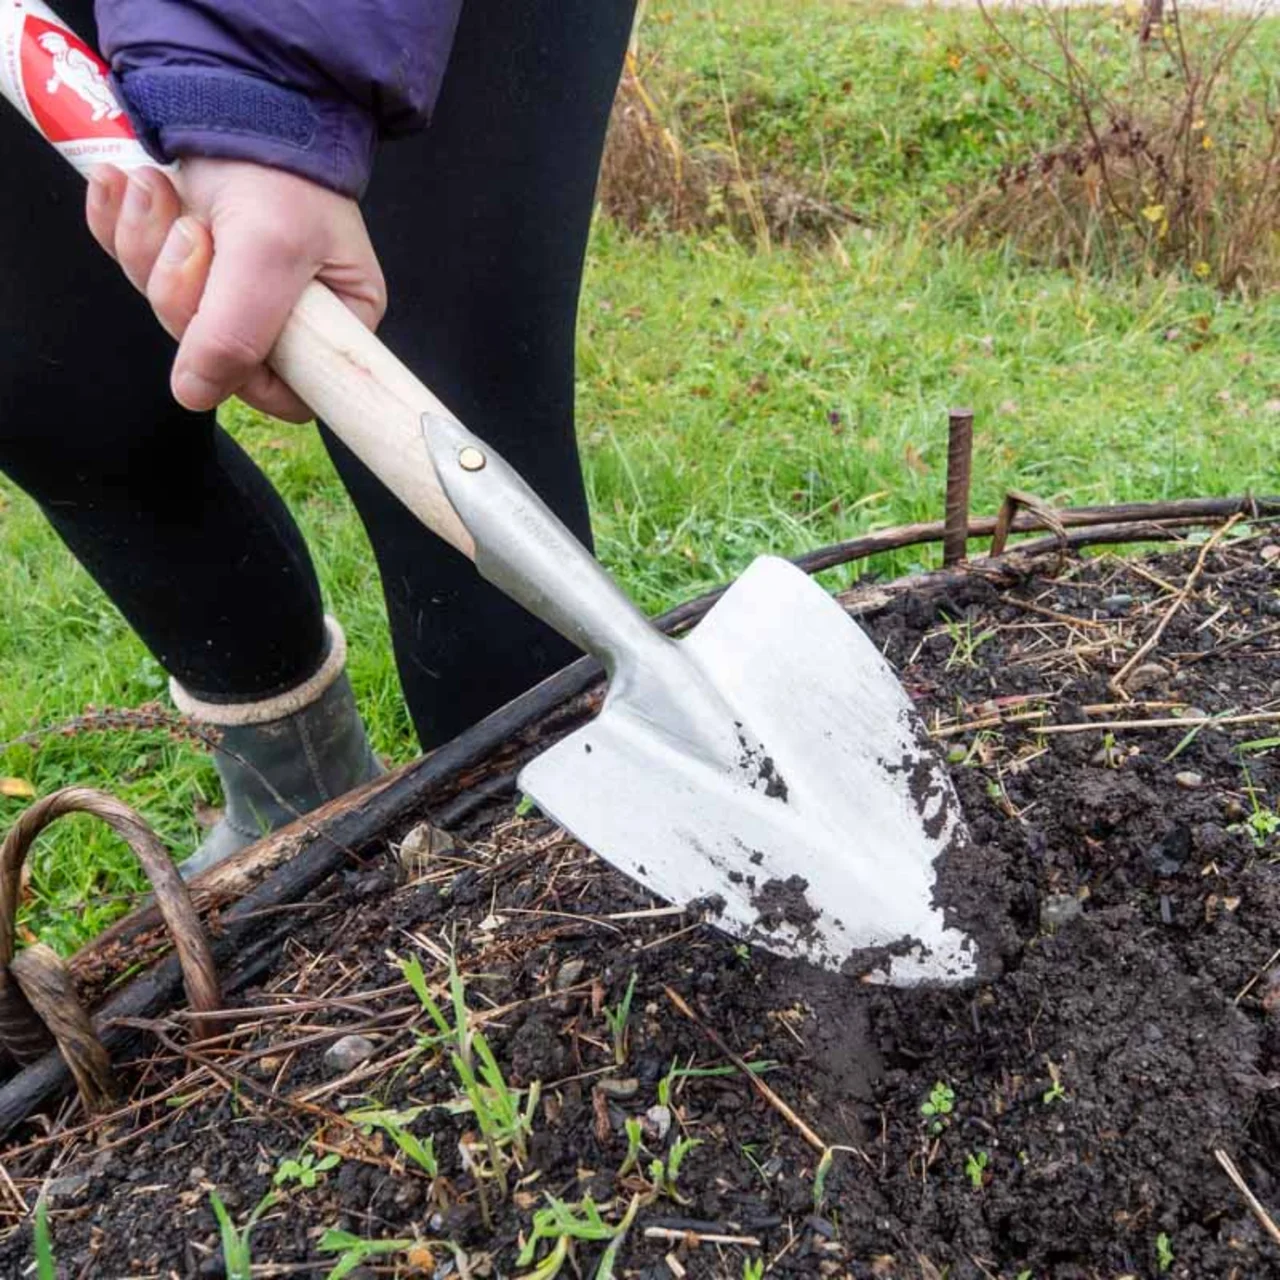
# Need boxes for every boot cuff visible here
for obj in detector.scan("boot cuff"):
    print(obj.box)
[170,616,348,727]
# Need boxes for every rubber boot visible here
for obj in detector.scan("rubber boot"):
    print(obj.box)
[172,618,383,880]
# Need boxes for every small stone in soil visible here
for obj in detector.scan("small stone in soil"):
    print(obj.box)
[1101,593,1134,616]
[554,958,585,991]
[396,820,456,874]
[596,1077,639,1100]
[646,1104,672,1140]
[1125,662,1170,692]
[1040,894,1083,931]
[324,1034,377,1075]
[1175,771,1204,790]
[45,1172,91,1201]
[1147,825,1192,876]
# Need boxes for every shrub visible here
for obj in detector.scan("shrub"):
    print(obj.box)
[947,1,1280,290]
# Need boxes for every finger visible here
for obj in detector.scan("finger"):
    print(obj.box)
[85,165,127,259]
[114,169,183,294]
[234,367,312,424]
[320,252,388,334]
[146,217,214,342]
[170,223,315,414]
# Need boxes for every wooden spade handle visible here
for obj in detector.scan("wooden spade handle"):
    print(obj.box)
[269,282,475,558]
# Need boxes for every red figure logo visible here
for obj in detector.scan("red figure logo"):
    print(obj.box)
[20,14,133,143]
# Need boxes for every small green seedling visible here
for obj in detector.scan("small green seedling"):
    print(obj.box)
[33,1196,55,1280]
[1242,806,1280,847]
[318,1228,416,1280]
[1228,773,1280,849]
[1156,1232,1175,1273]
[812,1144,863,1209]
[921,1081,955,1133]
[348,1105,438,1177]
[618,1116,645,1179]
[1042,1060,1067,1105]
[964,1151,989,1190]
[739,1144,772,1185]
[274,1149,341,1190]
[649,1136,702,1204]
[943,618,996,671]
[396,951,539,1213]
[209,1190,275,1280]
[814,1147,834,1208]
[517,1195,636,1279]
[1096,729,1124,769]
[594,1196,641,1280]
[515,793,537,818]
[657,1056,777,1109]
[742,1258,766,1280]
[603,971,638,1066]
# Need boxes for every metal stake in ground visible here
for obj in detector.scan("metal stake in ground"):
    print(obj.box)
[943,409,975,566]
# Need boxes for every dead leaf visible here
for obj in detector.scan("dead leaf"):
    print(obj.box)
[0,778,35,799]
[903,443,929,475]
[404,1244,436,1274]
[193,800,223,830]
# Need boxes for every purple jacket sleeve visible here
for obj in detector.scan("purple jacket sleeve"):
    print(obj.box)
[94,1,462,197]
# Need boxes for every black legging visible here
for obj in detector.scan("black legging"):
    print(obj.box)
[0,0,635,747]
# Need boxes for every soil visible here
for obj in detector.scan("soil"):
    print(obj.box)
[3,532,1280,1279]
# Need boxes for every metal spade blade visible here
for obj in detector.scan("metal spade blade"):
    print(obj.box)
[424,415,977,986]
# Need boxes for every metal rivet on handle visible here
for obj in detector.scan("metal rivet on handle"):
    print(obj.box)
[458,447,487,472]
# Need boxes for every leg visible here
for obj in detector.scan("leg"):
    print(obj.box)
[329,0,637,747]
[0,0,381,870]
[0,0,328,701]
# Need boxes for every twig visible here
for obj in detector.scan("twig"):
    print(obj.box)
[1181,620,1280,664]
[664,985,826,1152]
[1040,710,1280,735]
[932,709,1052,739]
[1234,946,1280,1005]
[1004,597,1107,629]
[1111,516,1240,694]
[643,1227,762,1247]
[1214,1149,1280,1245]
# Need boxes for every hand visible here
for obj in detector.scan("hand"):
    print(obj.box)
[85,158,386,422]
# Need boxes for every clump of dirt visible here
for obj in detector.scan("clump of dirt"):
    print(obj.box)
[2,533,1279,1278]
[751,875,820,932]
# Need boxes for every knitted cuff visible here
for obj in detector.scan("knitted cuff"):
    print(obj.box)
[170,616,348,727]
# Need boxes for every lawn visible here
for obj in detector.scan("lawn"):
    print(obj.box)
[2,0,1278,951]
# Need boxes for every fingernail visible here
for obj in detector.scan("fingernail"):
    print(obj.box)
[87,172,107,213]
[159,219,196,267]
[121,174,152,221]
[173,369,220,410]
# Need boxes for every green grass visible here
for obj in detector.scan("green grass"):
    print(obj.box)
[2,0,1278,951]
[641,0,1280,225]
